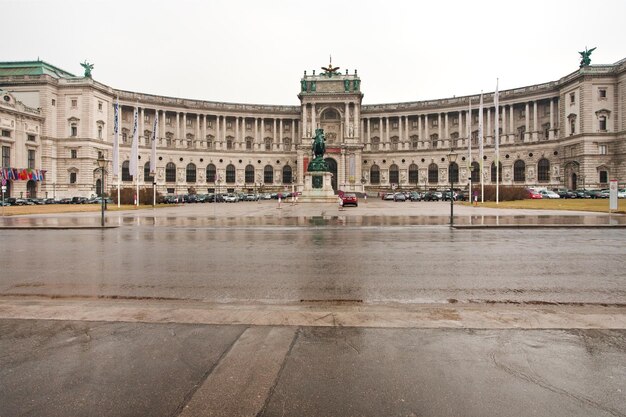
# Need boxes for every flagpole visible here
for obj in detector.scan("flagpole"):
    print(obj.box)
[467,97,472,205]
[151,112,158,207]
[479,91,484,203]
[495,79,500,205]
[113,97,121,207]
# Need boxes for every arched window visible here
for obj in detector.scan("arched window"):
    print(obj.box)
[513,160,526,182]
[122,160,132,181]
[264,165,273,184]
[165,162,176,183]
[537,158,550,182]
[408,164,419,185]
[144,162,154,183]
[490,161,502,183]
[430,134,439,149]
[410,135,419,150]
[283,165,292,184]
[97,125,103,140]
[206,164,216,182]
[471,162,480,182]
[449,162,459,183]
[389,164,399,184]
[370,165,380,185]
[186,163,196,183]
[95,179,102,197]
[428,163,438,183]
[226,164,236,184]
[245,165,255,183]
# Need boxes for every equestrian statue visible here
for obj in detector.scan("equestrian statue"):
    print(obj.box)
[308,128,329,172]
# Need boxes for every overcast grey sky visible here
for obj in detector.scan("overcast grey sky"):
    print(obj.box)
[4,0,625,105]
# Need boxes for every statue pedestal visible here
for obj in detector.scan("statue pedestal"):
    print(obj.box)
[299,171,337,203]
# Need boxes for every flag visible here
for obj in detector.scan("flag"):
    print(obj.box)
[150,113,157,175]
[113,97,119,177]
[129,107,138,177]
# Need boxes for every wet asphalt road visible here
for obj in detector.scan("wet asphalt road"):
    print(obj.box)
[1,203,625,416]
[1,225,625,305]
[0,320,624,417]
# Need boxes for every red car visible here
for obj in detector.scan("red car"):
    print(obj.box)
[527,189,543,199]
[340,193,358,207]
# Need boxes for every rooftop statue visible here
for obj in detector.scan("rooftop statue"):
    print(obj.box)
[81,60,94,78]
[579,47,596,68]
[321,55,340,78]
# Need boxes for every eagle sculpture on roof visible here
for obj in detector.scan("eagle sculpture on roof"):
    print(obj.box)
[321,56,340,77]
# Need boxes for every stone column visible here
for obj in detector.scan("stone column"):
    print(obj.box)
[279,119,283,147]
[549,99,555,140]
[525,102,530,141]
[235,116,239,146]
[509,105,514,139]
[196,114,200,145]
[311,103,316,130]
[458,111,463,147]
[398,116,403,144]
[487,108,491,145]
[501,106,506,144]
[161,110,166,145]
[345,102,349,137]
[254,118,259,146]
[437,113,442,141]
[203,115,207,143]
[367,118,371,143]
[444,113,449,142]
[424,115,429,144]
[216,115,220,143]
[418,115,423,148]
[302,105,307,138]
[223,116,227,145]
[140,108,145,143]
[176,112,180,143]
[532,100,538,141]
[261,119,265,148]
[354,103,360,137]
[182,113,187,145]
[385,117,390,144]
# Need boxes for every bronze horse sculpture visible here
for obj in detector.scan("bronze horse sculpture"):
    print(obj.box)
[307,128,328,172]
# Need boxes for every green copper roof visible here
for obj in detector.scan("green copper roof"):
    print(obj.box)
[0,60,75,78]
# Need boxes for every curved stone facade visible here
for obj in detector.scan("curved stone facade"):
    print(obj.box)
[1,58,624,199]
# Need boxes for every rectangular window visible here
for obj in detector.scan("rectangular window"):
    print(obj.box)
[166,116,171,125]
[599,144,607,155]
[1,129,10,138]
[98,101,103,111]
[284,124,290,132]
[599,116,607,131]
[70,172,77,184]
[71,149,77,158]
[27,134,36,141]
[246,123,252,130]
[207,121,213,128]
[598,88,607,99]
[71,99,78,108]
[51,99,56,106]
[71,125,78,137]
[599,171,608,183]
[392,122,398,129]
[412,120,418,128]
[1,146,10,167]
[28,150,35,169]
[432,119,438,127]
[570,93,575,105]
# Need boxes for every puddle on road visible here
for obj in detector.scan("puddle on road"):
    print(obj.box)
[2,213,625,228]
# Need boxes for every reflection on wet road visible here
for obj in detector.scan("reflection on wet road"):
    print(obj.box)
[2,222,625,305]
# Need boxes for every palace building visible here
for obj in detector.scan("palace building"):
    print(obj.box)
[0,57,624,200]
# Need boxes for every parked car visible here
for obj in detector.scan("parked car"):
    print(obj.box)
[340,193,358,207]
[71,196,88,204]
[526,189,543,199]
[409,191,422,201]
[382,193,395,201]
[574,190,591,199]
[553,189,576,199]
[585,189,603,199]
[245,194,258,201]
[58,197,72,204]
[618,189,626,199]
[223,193,239,202]
[539,190,560,199]
[423,191,443,201]
[393,192,407,202]
[161,195,179,204]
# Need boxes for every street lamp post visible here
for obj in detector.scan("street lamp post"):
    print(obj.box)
[447,150,458,227]
[97,156,106,227]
